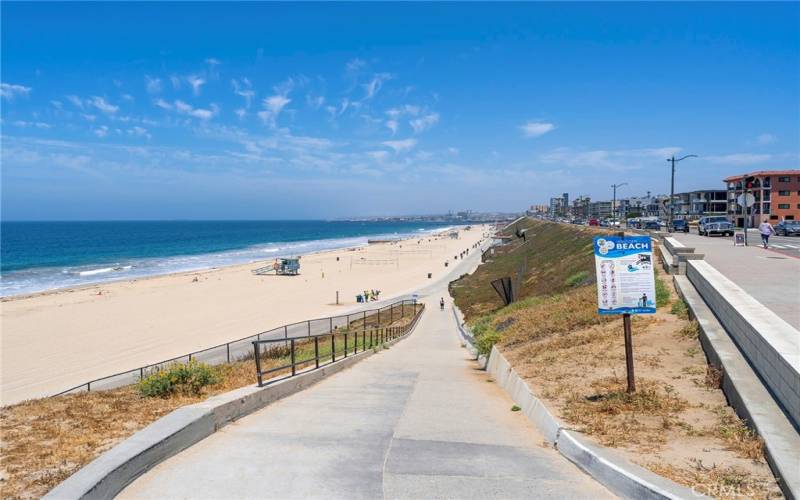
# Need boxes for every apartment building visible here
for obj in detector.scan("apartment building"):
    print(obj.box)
[725,170,800,226]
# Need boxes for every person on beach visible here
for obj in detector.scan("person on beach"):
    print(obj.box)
[440,297,445,310]
[759,218,775,248]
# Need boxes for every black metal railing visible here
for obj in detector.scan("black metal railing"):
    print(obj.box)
[53,299,423,397]
[252,303,425,386]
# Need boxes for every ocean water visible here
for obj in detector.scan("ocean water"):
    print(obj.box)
[0,220,456,297]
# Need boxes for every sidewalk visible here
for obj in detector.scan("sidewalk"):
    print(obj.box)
[672,232,800,329]
[119,293,611,499]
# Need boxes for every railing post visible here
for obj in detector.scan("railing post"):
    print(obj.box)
[329,317,333,335]
[307,320,311,337]
[290,338,296,376]
[402,301,404,318]
[253,341,263,387]
[332,334,336,362]
[354,331,357,354]
[226,343,231,363]
[284,325,288,349]
[314,336,320,369]
[344,333,348,358]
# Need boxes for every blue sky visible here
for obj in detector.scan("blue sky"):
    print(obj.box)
[2,2,798,220]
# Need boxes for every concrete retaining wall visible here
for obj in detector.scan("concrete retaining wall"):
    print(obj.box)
[674,275,800,499]
[483,345,704,499]
[45,323,421,500]
[686,260,800,430]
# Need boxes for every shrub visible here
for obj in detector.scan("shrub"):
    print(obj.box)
[138,360,220,397]
[565,271,589,288]
[655,276,670,308]
[670,299,689,319]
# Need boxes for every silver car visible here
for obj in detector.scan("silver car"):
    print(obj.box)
[704,221,735,237]
[698,216,730,236]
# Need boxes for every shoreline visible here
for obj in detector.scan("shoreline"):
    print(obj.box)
[1,225,489,405]
[0,226,460,302]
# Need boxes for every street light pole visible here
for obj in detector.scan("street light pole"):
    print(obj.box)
[611,182,627,227]
[667,154,698,232]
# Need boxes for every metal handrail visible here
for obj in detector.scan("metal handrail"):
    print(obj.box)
[252,303,425,387]
[52,298,421,397]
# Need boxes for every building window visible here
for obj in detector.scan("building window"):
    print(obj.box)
[778,204,790,209]
[778,176,790,182]
[779,190,790,196]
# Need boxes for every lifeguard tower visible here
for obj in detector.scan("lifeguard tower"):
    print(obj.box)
[252,257,301,276]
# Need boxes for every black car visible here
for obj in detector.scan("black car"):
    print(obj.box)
[671,220,689,232]
[643,220,661,230]
[775,220,800,236]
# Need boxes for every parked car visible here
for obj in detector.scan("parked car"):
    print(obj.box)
[698,216,730,236]
[643,220,661,230]
[704,221,735,237]
[775,220,800,236]
[588,218,599,226]
[671,220,689,232]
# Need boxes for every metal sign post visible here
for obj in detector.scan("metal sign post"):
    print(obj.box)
[594,232,656,393]
[737,192,755,246]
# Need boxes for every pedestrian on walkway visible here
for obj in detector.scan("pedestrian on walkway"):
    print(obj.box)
[440,297,445,310]
[759,218,775,248]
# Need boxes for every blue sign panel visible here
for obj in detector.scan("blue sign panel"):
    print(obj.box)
[594,235,656,315]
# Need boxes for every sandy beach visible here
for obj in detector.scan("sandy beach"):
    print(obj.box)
[1,226,490,405]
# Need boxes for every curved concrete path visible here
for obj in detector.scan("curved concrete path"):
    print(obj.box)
[120,291,612,499]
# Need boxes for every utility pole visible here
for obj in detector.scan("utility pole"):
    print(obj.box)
[611,183,627,227]
[667,155,698,232]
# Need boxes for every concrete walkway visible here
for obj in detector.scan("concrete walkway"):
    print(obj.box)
[672,232,800,329]
[120,293,611,499]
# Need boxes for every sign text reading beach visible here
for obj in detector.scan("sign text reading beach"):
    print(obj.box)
[593,235,656,315]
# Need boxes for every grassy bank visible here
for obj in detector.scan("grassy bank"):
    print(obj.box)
[453,219,781,499]
[0,305,422,499]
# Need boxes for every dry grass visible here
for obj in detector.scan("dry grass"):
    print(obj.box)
[562,376,688,450]
[645,460,781,499]
[0,307,422,499]
[448,219,777,495]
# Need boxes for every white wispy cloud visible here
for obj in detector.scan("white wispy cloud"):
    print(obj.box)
[385,119,399,135]
[235,108,247,119]
[175,100,218,120]
[386,105,420,118]
[50,100,63,110]
[145,75,162,94]
[122,93,134,102]
[410,112,439,133]
[81,113,97,122]
[756,133,776,145]
[448,147,460,155]
[89,96,119,114]
[362,73,392,100]
[66,95,84,108]
[1,82,32,100]
[346,58,366,74]
[128,126,151,140]
[520,121,555,138]
[706,153,773,165]
[187,75,206,96]
[94,125,109,138]
[154,98,172,110]
[170,74,181,90]
[232,78,255,108]
[382,138,417,153]
[368,150,390,161]
[539,147,682,171]
[205,57,221,66]
[12,120,52,129]
[258,95,291,127]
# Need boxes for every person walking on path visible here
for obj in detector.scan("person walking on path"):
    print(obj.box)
[759,218,776,248]
[440,297,445,310]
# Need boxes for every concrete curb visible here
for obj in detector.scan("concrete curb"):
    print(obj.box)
[674,275,800,500]
[483,345,706,500]
[45,320,422,500]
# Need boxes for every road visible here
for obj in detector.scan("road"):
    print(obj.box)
[671,229,800,329]
[119,293,611,499]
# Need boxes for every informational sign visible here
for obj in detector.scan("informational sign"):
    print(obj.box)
[737,193,755,208]
[734,232,745,246]
[593,236,656,314]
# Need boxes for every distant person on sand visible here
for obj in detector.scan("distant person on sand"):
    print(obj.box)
[440,297,445,310]
[759,218,775,249]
